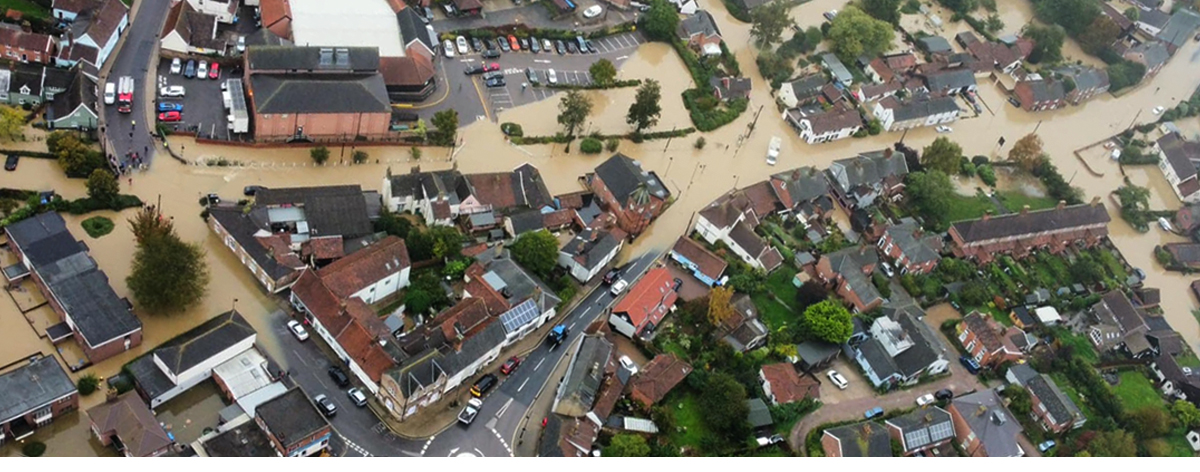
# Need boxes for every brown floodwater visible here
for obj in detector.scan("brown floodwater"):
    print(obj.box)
[0,409,114,457]
[154,379,228,446]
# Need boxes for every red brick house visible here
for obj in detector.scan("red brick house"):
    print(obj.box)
[957,311,1024,368]
[628,354,692,408]
[0,357,78,444]
[589,154,670,237]
[254,388,332,456]
[608,267,678,339]
[759,363,819,405]
[259,0,293,39]
[815,246,882,312]
[1013,77,1066,112]
[877,220,942,275]
[0,28,55,64]
[948,202,1110,263]
[87,393,174,457]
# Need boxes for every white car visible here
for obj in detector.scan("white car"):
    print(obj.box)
[456,36,469,55]
[619,355,638,375]
[160,85,186,97]
[236,36,246,53]
[1159,217,1174,232]
[609,278,628,296]
[1153,106,1165,114]
[170,57,182,75]
[196,60,208,79]
[547,69,558,84]
[543,39,553,51]
[1110,149,1121,160]
[936,125,953,133]
[582,5,602,18]
[103,82,116,105]
[443,39,455,58]
[916,393,936,406]
[287,320,309,341]
[826,370,848,389]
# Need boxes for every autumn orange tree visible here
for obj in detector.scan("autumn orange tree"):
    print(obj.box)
[707,286,734,327]
[1008,133,1045,172]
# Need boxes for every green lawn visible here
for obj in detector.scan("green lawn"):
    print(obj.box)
[0,0,49,19]
[946,192,999,224]
[1113,371,1163,411]
[1052,328,1099,364]
[998,192,1058,214]
[1050,372,1097,421]
[765,267,798,302]
[752,293,796,334]
[1164,428,1197,457]
[667,392,713,451]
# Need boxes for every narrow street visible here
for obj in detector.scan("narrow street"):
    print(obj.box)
[102,0,171,167]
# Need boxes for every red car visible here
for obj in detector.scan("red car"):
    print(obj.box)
[483,62,500,72]
[508,35,520,51]
[158,111,182,122]
[208,62,220,80]
[499,356,521,375]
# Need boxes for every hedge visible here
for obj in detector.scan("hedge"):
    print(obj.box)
[511,127,695,145]
[535,79,641,90]
[580,137,603,153]
[682,89,749,132]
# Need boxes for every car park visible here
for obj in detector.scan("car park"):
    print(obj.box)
[519,37,530,51]
[547,69,558,84]
[443,39,455,57]
[170,58,182,74]
[482,49,500,59]
[286,320,308,341]
[208,62,219,79]
[328,365,351,387]
[915,394,935,406]
[526,67,539,84]
[508,35,520,51]
[609,278,628,296]
[456,36,469,55]
[157,102,183,112]
[586,40,596,53]
[4,154,17,171]
[184,59,196,78]
[313,394,337,418]
[555,40,565,54]
[160,85,186,97]
[158,111,182,122]
[500,356,521,374]
[485,76,506,88]
[197,60,208,79]
[959,355,981,374]
[471,373,498,397]
[347,388,368,407]
[567,41,579,54]
[618,355,638,375]
[864,406,883,419]
[826,370,848,389]
[542,39,553,51]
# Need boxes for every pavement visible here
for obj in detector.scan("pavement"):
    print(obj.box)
[101,0,171,167]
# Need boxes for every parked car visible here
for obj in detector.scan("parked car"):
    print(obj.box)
[4,154,17,171]
[1159,217,1174,232]
[286,320,308,341]
[160,85,186,97]
[1007,96,1021,107]
[196,60,208,79]
[542,39,553,51]
[103,82,116,104]
[1037,440,1057,452]
[157,111,182,122]
[575,36,587,52]
[243,185,266,196]
[456,36,469,55]
[672,277,683,291]
[823,9,838,20]
[508,35,520,51]
[313,394,337,417]
[915,393,935,406]
[328,365,351,387]
[471,37,483,52]
[209,62,220,79]
[618,355,638,375]
[500,356,521,375]
[236,36,246,53]
[1134,268,1147,280]
[170,58,182,74]
[934,389,954,401]
[864,406,884,419]
[936,125,953,133]
[458,397,484,425]
[547,69,558,84]
[464,64,485,75]
[519,37,530,51]
[880,261,895,277]
[609,279,628,296]
[443,39,456,57]
[530,36,540,53]
[499,37,512,52]
[603,268,621,285]
[482,62,500,72]
[826,370,848,389]
[755,434,784,448]
[567,41,579,53]
[485,76,506,88]
[347,388,368,407]
[555,40,566,54]
[1153,106,1165,115]
[157,102,183,112]
[471,373,498,397]
[482,48,501,59]
[959,355,981,374]
[184,59,196,78]
[525,67,539,84]
[582,5,602,18]
[585,40,596,53]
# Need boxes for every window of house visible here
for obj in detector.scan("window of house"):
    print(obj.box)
[973,351,984,362]
[282,114,288,118]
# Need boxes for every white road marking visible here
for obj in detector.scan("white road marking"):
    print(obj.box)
[568,322,577,331]
[616,55,628,60]
[535,59,552,64]
[534,358,546,371]
[496,397,514,418]
[421,436,436,456]
[490,428,514,456]
[293,350,310,366]
[582,306,592,316]
[517,378,530,392]
[338,433,373,457]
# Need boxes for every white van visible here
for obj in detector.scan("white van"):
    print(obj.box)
[103,82,116,105]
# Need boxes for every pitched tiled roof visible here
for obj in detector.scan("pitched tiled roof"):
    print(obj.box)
[612,268,677,332]
[950,390,1023,456]
[951,203,1110,242]
[317,235,410,299]
[87,393,173,457]
[161,0,224,51]
[0,28,53,56]
[963,311,1006,354]
[1158,132,1200,181]
[824,422,892,456]
[77,0,127,45]
[379,55,435,87]
[628,354,692,407]
[561,229,621,272]
[770,166,829,209]
[671,236,727,280]
[761,362,818,403]
[1026,374,1082,428]
[594,153,669,205]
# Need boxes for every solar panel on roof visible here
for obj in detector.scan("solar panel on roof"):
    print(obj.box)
[905,430,931,448]
[929,421,953,442]
[500,299,539,334]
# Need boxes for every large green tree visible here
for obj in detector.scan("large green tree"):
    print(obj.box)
[626,79,662,133]
[801,300,853,343]
[1126,406,1172,439]
[510,229,559,278]
[427,226,465,261]
[920,137,963,175]
[1172,400,1200,429]
[49,131,105,177]
[906,170,955,231]
[86,169,119,204]
[589,59,617,86]
[699,372,750,441]
[862,0,902,24]
[557,90,593,137]
[606,434,650,457]
[639,0,680,41]
[1107,60,1146,92]
[1033,0,1099,36]
[1023,24,1065,63]
[432,109,459,146]
[827,7,894,59]
[749,0,793,46]
[126,207,210,314]
[1077,16,1120,55]
[1086,429,1138,457]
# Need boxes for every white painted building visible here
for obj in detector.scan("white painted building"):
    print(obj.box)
[133,311,257,408]
[186,0,239,24]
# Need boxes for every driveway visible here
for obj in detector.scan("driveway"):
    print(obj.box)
[817,358,875,405]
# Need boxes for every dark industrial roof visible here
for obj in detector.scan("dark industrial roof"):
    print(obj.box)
[255,185,374,238]
[248,73,391,115]
[254,388,329,448]
[594,153,669,205]
[951,203,1110,242]
[153,310,255,377]
[0,357,76,424]
[247,46,380,72]
[203,420,276,457]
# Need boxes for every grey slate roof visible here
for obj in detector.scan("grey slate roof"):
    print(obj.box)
[951,203,1110,241]
[0,357,76,424]
[827,150,909,193]
[821,53,852,83]
[560,229,620,272]
[47,66,96,125]
[1026,374,1083,428]
[554,334,613,417]
[1007,363,1039,386]
[892,95,960,122]
[1158,132,1200,181]
[248,73,391,115]
[388,169,463,205]
[594,153,669,205]
[152,310,254,377]
[1157,9,1200,48]
[884,220,941,266]
[8,63,43,96]
[785,75,827,102]
[918,36,953,53]
[859,305,945,383]
[508,210,545,234]
[127,355,175,402]
[1140,8,1171,28]
[824,246,881,306]
[746,398,773,428]
[923,68,976,92]
[1054,65,1109,92]
[255,185,374,238]
[476,255,561,314]
[242,27,291,47]
[886,406,954,451]
[677,10,721,39]
[396,7,434,53]
[208,206,304,281]
[1025,79,1066,102]
[437,320,508,376]
[951,389,1023,457]
[1129,41,1169,70]
[824,422,892,457]
[254,388,328,448]
[246,46,380,72]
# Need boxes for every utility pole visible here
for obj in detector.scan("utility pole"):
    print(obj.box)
[1033,119,1043,134]
[664,156,674,179]
[745,105,764,139]
[1126,109,1143,130]
[663,125,677,152]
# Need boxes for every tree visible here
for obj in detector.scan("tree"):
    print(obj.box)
[959,279,991,306]
[749,0,793,46]
[639,0,680,41]
[920,137,963,175]
[1126,406,1172,439]
[862,0,901,24]
[1077,16,1120,55]
[413,118,428,140]
[795,280,829,310]
[427,226,465,261]
[626,79,662,133]
[310,146,330,165]
[0,105,24,142]
[510,229,559,278]
[352,150,369,164]
[557,90,592,137]
[940,0,978,14]
[374,210,413,238]
[410,146,422,161]
[128,204,174,244]
[1115,183,1150,217]
[1003,386,1033,415]
[1033,0,1099,36]
[406,230,435,261]
[827,7,894,59]
[699,372,750,441]
[1173,400,1200,429]
[126,207,210,314]
[606,434,650,457]
[1008,133,1045,172]
[801,300,853,343]
[50,132,104,177]
[589,59,617,85]
[906,170,955,231]
[1023,24,1065,63]
[708,286,735,327]
[1123,7,1139,21]
[86,169,119,204]
[77,373,100,396]
[432,109,459,146]
[1086,429,1137,456]
[1107,60,1146,92]
[755,51,796,89]
[985,14,1004,32]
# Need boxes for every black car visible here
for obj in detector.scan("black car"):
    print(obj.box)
[313,394,337,418]
[465,64,485,75]
[1007,96,1021,108]
[519,37,530,51]
[485,77,506,88]
[672,278,683,291]
[482,71,503,81]
[555,40,566,54]
[499,38,512,52]
[934,389,954,401]
[471,37,483,52]
[603,268,621,285]
[484,38,496,50]
[471,373,498,397]
[328,365,351,387]
[243,185,266,196]
[567,41,579,54]
[482,49,501,59]
[4,154,17,171]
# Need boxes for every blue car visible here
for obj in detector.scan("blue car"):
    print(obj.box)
[157,102,183,112]
[864,407,884,419]
[959,355,981,374]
